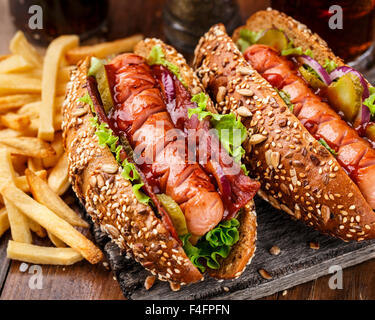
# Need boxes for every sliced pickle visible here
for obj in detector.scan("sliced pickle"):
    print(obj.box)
[299,66,326,90]
[156,194,188,236]
[326,73,363,122]
[366,123,375,141]
[88,57,114,114]
[257,29,288,52]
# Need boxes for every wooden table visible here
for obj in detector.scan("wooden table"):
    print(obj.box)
[1,0,375,300]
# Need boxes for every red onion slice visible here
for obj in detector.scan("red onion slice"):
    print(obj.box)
[298,55,332,86]
[330,66,369,100]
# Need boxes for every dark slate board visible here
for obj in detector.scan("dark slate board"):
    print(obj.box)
[81,196,375,300]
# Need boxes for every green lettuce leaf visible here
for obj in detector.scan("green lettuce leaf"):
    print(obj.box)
[323,59,338,73]
[148,45,186,86]
[89,111,149,204]
[276,89,294,112]
[189,92,247,164]
[236,29,263,53]
[319,138,337,156]
[121,158,141,181]
[363,87,375,117]
[132,183,150,204]
[181,218,240,272]
[281,45,313,57]
[78,93,94,112]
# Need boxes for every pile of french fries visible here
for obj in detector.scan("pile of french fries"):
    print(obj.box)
[0,31,143,265]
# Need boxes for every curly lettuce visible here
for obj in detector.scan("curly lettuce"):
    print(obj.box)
[181,218,240,272]
[363,86,375,117]
[275,89,294,112]
[236,29,263,53]
[89,113,150,204]
[323,59,338,73]
[189,92,247,165]
[319,138,337,156]
[147,45,186,86]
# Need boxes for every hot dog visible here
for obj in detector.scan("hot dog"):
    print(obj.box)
[63,38,259,287]
[193,11,375,241]
[244,44,375,209]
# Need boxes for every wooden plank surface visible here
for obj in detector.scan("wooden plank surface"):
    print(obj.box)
[1,0,375,300]
[99,197,375,300]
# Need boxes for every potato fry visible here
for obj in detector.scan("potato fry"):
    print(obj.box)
[0,137,55,158]
[14,169,47,193]
[48,231,66,248]
[0,207,9,238]
[2,185,103,264]
[0,112,30,131]
[0,148,16,188]
[0,74,41,95]
[26,169,88,228]
[57,66,74,83]
[3,195,32,244]
[42,132,64,168]
[0,128,22,139]
[28,217,47,238]
[0,94,40,113]
[7,240,83,265]
[11,155,27,175]
[17,101,40,117]
[39,35,79,141]
[48,153,70,195]
[0,54,33,74]
[9,31,43,68]
[66,34,143,64]
[56,81,68,96]
[27,157,43,171]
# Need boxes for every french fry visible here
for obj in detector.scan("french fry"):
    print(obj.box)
[0,137,55,158]
[1,185,103,264]
[39,35,79,141]
[26,169,88,228]
[66,34,143,64]
[14,169,47,193]
[3,194,32,244]
[0,207,9,238]
[56,81,68,96]
[11,155,27,175]
[0,112,30,131]
[0,54,33,73]
[57,66,74,83]
[48,153,70,195]
[0,148,16,188]
[48,231,66,248]
[27,157,43,171]
[0,74,41,95]
[9,31,43,68]
[0,128,22,139]
[28,217,47,238]
[0,94,40,113]
[17,101,40,118]
[7,240,83,265]
[0,149,32,243]
[42,132,64,168]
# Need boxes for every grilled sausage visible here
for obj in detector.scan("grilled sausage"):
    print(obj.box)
[244,44,375,208]
[107,53,224,236]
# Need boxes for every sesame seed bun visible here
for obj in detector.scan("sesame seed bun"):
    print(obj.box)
[62,40,257,286]
[193,23,375,241]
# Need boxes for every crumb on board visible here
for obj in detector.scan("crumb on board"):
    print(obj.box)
[144,275,156,290]
[258,268,273,280]
[309,242,320,250]
[269,245,281,256]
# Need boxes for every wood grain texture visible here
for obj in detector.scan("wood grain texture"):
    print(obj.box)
[2,0,375,300]
[97,197,375,300]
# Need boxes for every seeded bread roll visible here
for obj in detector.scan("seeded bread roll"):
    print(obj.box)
[194,24,375,241]
[135,38,257,279]
[62,58,202,285]
[62,40,257,286]
[232,8,344,68]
